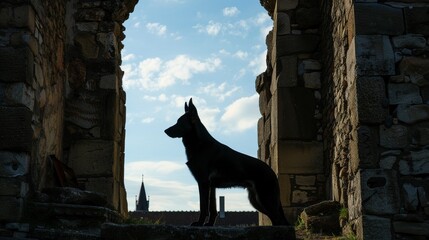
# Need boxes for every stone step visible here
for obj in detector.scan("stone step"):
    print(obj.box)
[101,223,296,240]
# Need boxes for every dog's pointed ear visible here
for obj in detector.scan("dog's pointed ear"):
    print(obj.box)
[189,98,196,112]
[185,102,189,112]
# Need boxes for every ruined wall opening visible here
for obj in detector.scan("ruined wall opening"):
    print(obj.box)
[121,0,273,214]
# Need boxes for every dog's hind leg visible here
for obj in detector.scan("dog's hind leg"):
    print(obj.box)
[204,187,218,226]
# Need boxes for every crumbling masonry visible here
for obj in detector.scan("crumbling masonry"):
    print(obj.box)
[0,0,428,239]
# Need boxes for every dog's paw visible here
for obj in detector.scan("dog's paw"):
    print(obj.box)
[190,221,203,226]
[203,222,214,227]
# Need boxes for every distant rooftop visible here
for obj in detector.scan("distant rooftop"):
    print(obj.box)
[129,211,258,227]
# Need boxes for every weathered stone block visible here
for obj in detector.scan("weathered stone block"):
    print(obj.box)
[413,126,429,145]
[271,87,317,141]
[0,196,22,221]
[355,3,404,35]
[278,174,291,206]
[0,47,33,84]
[388,83,422,104]
[69,140,116,177]
[356,126,379,169]
[276,56,297,88]
[393,34,426,49]
[303,72,321,89]
[300,201,341,235]
[360,169,400,215]
[276,141,324,174]
[296,175,316,186]
[402,183,418,211]
[397,104,429,124]
[0,107,32,151]
[85,177,119,210]
[257,117,264,146]
[356,77,387,123]
[0,177,23,196]
[394,221,429,236]
[0,152,30,177]
[405,7,429,35]
[101,224,296,240]
[380,125,408,149]
[13,5,35,32]
[357,215,392,240]
[65,90,103,129]
[100,74,117,89]
[276,35,320,56]
[0,82,35,111]
[301,59,321,71]
[296,8,320,29]
[75,32,99,59]
[355,35,395,76]
[276,12,290,35]
[400,57,429,86]
[292,190,307,204]
[277,0,298,11]
[399,149,429,175]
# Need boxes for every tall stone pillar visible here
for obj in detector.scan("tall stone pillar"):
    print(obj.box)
[257,0,326,225]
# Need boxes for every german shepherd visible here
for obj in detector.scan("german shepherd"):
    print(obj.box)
[165,98,289,226]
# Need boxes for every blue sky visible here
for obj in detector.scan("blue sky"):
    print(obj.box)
[122,0,272,212]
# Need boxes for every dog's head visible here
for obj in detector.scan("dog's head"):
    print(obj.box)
[165,98,199,138]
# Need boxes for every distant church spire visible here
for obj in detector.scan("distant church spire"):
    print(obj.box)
[136,174,149,212]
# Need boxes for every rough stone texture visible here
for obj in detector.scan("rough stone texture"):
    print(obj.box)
[299,201,341,235]
[355,35,395,76]
[400,57,429,86]
[357,215,392,240]
[354,3,404,35]
[380,125,409,149]
[101,224,296,240]
[397,104,429,124]
[388,83,423,105]
[356,77,387,123]
[0,0,135,224]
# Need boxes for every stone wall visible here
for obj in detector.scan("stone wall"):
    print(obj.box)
[257,0,326,225]
[343,1,429,239]
[259,0,429,238]
[0,0,67,222]
[0,0,136,223]
[63,0,136,217]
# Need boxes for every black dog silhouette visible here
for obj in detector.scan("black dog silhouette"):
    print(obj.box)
[165,98,289,226]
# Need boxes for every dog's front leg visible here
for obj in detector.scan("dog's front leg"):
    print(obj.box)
[191,182,209,226]
[204,187,218,226]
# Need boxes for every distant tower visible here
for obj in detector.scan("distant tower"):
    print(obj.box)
[136,174,149,212]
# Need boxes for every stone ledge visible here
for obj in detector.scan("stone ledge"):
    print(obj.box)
[101,223,296,240]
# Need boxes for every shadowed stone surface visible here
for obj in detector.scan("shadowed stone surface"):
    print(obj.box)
[101,224,296,240]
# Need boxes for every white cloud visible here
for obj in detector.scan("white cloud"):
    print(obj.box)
[206,21,222,36]
[123,53,135,61]
[146,22,167,36]
[223,7,239,17]
[233,50,248,60]
[133,22,141,28]
[220,94,261,133]
[198,82,240,101]
[124,55,222,90]
[233,68,246,81]
[125,161,185,180]
[142,117,155,123]
[248,50,267,75]
[198,107,221,132]
[194,21,222,36]
[255,12,271,25]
